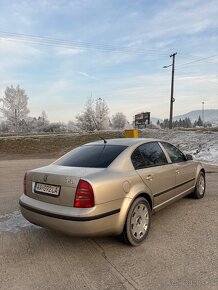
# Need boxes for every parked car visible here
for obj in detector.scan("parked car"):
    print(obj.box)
[20,138,205,246]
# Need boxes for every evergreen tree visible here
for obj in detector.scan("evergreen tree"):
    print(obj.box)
[197,115,203,126]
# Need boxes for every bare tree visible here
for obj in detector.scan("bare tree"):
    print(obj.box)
[67,121,79,132]
[95,98,109,130]
[0,85,30,132]
[112,112,127,130]
[40,110,48,123]
[45,122,67,133]
[76,97,109,131]
[36,111,50,132]
[76,98,95,131]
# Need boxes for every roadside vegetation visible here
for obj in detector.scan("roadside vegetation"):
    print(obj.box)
[0,128,217,165]
[0,85,215,136]
[1,85,217,164]
[0,85,128,134]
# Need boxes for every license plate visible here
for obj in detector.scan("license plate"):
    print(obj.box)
[34,182,60,196]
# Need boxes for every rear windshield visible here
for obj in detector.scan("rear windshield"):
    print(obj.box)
[55,145,127,168]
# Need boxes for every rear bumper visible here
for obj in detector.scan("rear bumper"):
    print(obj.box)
[19,194,123,236]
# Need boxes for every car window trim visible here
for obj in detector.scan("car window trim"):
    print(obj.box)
[135,162,174,170]
[158,142,172,164]
[83,144,128,148]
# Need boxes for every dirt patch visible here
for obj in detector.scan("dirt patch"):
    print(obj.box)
[0,131,124,158]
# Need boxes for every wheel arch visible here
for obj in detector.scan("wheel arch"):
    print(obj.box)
[190,166,206,199]
[120,193,152,245]
[117,191,153,235]
[134,192,153,211]
[195,166,205,186]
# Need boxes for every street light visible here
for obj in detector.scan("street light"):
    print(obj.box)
[163,52,177,129]
[163,65,172,69]
[202,101,205,126]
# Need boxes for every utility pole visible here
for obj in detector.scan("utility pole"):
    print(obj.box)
[169,53,177,129]
[163,52,177,129]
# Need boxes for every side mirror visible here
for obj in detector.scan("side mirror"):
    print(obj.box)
[186,154,193,161]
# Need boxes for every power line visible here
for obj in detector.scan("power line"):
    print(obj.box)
[0,31,170,56]
[176,54,218,69]
[1,31,217,66]
[178,53,218,64]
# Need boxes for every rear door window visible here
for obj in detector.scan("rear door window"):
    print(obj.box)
[131,142,168,169]
[54,145,127,168]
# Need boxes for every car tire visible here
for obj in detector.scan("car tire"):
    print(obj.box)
[121,197,151,246]
[191,171,206,199]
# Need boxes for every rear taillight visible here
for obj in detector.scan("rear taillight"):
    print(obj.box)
[74,179,94,208]
[23,172,27,195]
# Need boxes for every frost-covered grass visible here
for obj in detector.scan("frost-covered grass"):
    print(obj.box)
[0,129,217,165]
[139,129,218,165]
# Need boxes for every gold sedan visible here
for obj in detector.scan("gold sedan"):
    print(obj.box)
[19,138,205,246]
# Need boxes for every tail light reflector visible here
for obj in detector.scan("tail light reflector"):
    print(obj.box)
[74,179,94,208]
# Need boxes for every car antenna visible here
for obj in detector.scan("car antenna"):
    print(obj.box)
[99,136,107,144]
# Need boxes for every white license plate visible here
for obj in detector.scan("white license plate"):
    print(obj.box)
[34,182,60,196]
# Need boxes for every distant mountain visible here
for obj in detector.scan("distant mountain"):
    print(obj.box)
[150,117,163,124]
[173,109,218,124]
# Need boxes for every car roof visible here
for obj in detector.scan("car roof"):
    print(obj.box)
[85,138,162,147]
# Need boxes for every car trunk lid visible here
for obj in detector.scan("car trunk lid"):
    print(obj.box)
[26,164,103,207]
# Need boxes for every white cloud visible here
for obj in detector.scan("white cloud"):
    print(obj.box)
[0,38,42,71]
[0,38,41,56]
[177,75,218,84]
[143,0,218,40]
[0,79,22,84]
[78,71,90,77]
[55,47,83,55]
[77,71,98,80]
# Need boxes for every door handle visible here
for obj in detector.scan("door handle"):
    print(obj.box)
[145,175,153,181]
[176,169,180,174]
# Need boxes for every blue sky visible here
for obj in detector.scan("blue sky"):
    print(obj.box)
[0,0,217,122]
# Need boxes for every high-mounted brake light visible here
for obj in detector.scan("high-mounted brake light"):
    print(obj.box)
[23,172,27,195]
[74,179,94,208]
